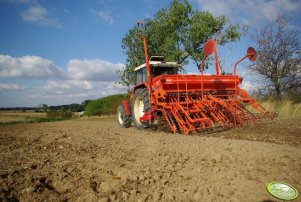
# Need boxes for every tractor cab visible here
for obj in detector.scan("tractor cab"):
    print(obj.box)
[134,56,181,85]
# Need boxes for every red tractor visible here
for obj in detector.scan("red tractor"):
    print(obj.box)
[117,28,275,134]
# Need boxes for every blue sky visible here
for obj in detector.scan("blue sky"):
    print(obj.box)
[0,0,300,107]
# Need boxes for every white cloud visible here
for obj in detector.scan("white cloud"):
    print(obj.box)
[98,81,127,95]
[239,80,253,92]
[195,0,301,27]
[0,55,65,79]
[238,67,263,92]
[0,54,127,106]
[0,55,123,82]
[28,92,90,100]
[91,9,114,24]
[45,80,94,90]
[0,83,26,91]
[67,59,123,81]
[26,81,126,104]
[21,4,61,28]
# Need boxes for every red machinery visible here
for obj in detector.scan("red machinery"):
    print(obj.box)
[117,28,275,134]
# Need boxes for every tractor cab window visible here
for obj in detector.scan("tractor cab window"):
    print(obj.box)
[152,67,178,77]
[135,67,148,84]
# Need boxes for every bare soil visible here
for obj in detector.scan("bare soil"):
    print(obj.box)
[0,118,301,202]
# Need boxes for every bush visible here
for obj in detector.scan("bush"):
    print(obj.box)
[46,110,73,119]
[85,93,130,116]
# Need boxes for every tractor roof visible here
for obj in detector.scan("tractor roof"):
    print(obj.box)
[134,61,181,71]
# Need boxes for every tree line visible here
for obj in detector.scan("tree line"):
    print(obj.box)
[0,101,90,113]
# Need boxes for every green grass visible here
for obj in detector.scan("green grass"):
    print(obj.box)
[0,116,76,125]
[0,110,76,125]
[259,99,301,119]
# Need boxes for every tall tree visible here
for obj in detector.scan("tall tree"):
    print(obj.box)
[118,0,247,88]
[252,15,301,99]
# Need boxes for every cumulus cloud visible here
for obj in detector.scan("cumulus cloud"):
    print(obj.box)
[98,81,127,95]
[0,54,123,82]
[44,80,94,90]
[67,59,123,81]
[91,9,114,24]
[0,83,26,91]
[196,0,301,27]
[36,81,125,103]
[0,54,126,106]
[0,55,65,79]
[239,80,253,92]
[26,82,126,106]
[28,92,90,100]
[21,4,61,28]
[238,67,263,92]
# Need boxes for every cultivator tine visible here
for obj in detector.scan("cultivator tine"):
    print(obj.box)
[161,108,177,133]
[157,90,276,134]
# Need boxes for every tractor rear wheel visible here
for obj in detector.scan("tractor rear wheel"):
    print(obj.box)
[117,104,131,128]
[132,88,150,130]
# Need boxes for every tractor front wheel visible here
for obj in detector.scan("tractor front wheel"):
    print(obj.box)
[117,104,131,128]
[132,88,150,130]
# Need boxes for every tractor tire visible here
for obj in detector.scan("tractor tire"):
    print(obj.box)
[117,104,131,128]
[132,88,150,130]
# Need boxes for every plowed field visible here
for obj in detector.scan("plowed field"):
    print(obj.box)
[1,118,301,201]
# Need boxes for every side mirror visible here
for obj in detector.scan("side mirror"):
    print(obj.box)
[247,47,256,62]
[203,39,216,56]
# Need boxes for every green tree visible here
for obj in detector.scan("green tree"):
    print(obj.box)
[68,103,83,112]
[118,0,247,88]
[252,15,301,99]
[82,100,92,109]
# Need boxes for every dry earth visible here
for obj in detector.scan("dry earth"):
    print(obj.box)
[0,118,301,202]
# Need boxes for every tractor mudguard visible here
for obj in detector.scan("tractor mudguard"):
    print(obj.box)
[121,100,131,116]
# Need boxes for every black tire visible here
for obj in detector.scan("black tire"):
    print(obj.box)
[117,104,131,128]
[132,88,150,130]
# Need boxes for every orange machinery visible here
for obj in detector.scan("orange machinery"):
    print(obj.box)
[117,27,275,134]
